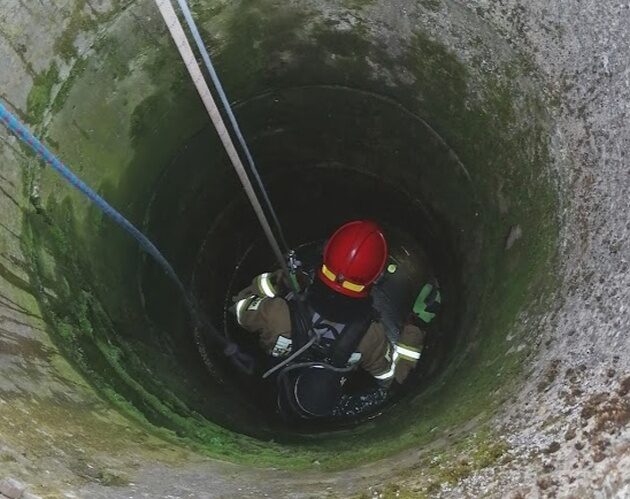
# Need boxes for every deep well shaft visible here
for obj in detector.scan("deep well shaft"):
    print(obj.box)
[0,1,628,498]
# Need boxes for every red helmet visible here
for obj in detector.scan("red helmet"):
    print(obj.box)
[318,220,388,298]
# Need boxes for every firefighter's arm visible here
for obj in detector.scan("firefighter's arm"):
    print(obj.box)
[234,270,285,302]
[358,323,425,386]
[387,281,440,383]
[393,323,425,384]
[233,269,310,302]
[233,295,293,356]
[357,324,397,385]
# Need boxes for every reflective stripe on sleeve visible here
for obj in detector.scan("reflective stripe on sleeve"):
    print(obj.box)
[257,273,277,298]
[235,297,250,325]
[395,344,421,361]
[374,350,399,380]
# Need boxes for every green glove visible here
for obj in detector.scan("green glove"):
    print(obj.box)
[413,283,442,324]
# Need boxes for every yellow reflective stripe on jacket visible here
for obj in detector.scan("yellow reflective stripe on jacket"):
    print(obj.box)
[395,343,421,362]
[256,273,277,298]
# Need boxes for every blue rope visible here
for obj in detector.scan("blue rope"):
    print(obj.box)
[0,101,260,372]
[0,101,189,299]
[175,0,291,253]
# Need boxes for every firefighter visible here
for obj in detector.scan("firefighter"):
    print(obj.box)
[232,220,440,419]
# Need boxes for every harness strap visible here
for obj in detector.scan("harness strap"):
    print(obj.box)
[329,310,373,368]
[287,299,372,367]
[287,298,312,352]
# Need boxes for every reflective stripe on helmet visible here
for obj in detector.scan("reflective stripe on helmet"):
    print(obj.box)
[257,273,277,298]
[321,264,366,293]
[321,264,336,282]
[341,280,365,293]
[395,344,421,361]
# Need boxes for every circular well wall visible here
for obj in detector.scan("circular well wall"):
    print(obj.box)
[24,0,558,466]
[8,2,615,496]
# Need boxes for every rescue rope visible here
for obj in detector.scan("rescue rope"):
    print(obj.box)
[262,336,318,379]
[0,102,185,296]
[174,0,290,254]
[0,101,254,373]
[154,0,297,292]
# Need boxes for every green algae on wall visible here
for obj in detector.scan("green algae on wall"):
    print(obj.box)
[18,0,559,472]
[19,197,323,469]
[26,63,59,124]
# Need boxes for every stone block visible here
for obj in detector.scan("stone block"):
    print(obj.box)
[0,478,25,499]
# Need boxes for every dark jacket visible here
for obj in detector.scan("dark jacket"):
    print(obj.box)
[234,271,425,384]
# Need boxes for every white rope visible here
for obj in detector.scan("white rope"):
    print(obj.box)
[175,0,291,253]
[154,0,292,282]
